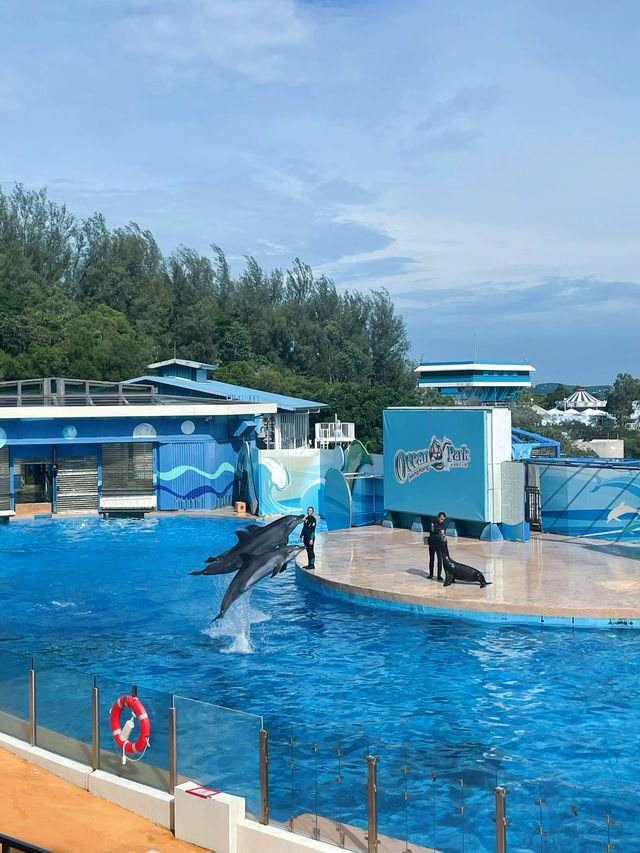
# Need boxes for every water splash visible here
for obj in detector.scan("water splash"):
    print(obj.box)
[203,591,271,654]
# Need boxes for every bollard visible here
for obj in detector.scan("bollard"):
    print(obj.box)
[29,663,36,747]
[493,786,509,853]
[365,755,378,853]
[91,679,100,771]
[168,699,177,795]
[259,729,270,825]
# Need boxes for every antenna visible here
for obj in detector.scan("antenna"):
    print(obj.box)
[473,332,477,362]
[173,341,177,359]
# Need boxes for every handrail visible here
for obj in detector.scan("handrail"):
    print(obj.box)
[0,832,54,853]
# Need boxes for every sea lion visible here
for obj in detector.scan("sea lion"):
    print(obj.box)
[442,555,490,588]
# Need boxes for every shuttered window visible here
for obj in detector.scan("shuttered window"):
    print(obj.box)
[102,443,154,497]
[0,447,9,510]
[56,455,98,513]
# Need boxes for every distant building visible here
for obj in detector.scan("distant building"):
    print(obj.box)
[0,360,326,517]
[414,361,535,403]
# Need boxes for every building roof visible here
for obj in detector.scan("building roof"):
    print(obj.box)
[125,374,327,413]
[562,387,606,408]
[415,361,535,373]
[147,358,217,371]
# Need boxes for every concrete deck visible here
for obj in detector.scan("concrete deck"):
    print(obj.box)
[297,525,640,627]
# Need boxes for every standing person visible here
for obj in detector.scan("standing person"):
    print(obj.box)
[299,506,317,570]
[428,511,447,580]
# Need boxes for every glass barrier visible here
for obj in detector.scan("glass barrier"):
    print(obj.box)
[174,695,263,818]
[0,650,30,741]
[502,773,635,853]
[96,675,171,792]
[267,722,370,851]
[34,661,93,765]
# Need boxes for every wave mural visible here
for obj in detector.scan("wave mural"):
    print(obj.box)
[538,463,640,541]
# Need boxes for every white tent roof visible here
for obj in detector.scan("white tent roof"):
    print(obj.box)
[563,388,607,408]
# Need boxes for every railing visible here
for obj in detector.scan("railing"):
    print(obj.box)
[0,649,631,852]
[0,833,54,853]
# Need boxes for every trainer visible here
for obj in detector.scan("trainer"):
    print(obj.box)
[299,506,317,570]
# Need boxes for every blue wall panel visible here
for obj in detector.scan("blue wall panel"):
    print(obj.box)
[156,441,236,510]
[538,463,640,541]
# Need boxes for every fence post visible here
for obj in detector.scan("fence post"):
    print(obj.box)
[168,697,177,795]
[29,661,36,747]
[493,786,509,853]
[91,677,100,771]
[366,754,378,853]
[259,729,270,825]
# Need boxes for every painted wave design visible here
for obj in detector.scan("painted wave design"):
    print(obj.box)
[157,463,235,482]
[157,483,233,500]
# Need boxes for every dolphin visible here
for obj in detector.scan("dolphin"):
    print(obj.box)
[211,544,305,621]
[190,514,304,576]
[607,502,639,522]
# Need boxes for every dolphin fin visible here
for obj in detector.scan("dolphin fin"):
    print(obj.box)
[270,567,279,578]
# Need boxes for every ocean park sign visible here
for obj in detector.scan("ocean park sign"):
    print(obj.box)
[394,435,471,484]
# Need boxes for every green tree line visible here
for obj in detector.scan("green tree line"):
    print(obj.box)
[0,184,427,450]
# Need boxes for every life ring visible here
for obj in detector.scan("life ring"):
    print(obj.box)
[110,695,150,755]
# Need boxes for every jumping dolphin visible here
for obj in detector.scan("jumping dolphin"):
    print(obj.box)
[211,544,305,621]
[190,514,304,576]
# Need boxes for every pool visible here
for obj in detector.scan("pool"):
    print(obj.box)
[0,516,638,852]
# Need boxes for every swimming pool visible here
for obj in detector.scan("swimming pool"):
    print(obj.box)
[0,516,638,852]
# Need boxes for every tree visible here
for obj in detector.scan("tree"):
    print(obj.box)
[606,373,640,427]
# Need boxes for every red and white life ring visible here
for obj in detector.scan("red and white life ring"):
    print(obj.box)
[110,695,150,755]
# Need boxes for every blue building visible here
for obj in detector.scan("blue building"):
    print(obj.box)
[0,363,326,517]
[415,361,535,403]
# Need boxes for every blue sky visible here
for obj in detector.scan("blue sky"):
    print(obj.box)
[1,0,638,385]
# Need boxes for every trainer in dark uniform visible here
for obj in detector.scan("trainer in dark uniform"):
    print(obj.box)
[428,511,447,580]
[299,506,317,570]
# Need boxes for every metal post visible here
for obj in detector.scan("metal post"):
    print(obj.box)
[168,698,177,795]
[29,662,36,747]
[259,729,270,825]
[131,683,137,698]
[91,678,100,771]
[493,786,509,853]
[365,755,378,853]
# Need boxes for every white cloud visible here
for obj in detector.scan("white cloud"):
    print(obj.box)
[114,0,311,84]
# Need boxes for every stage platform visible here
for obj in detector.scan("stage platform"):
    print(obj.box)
[296,525,640,628]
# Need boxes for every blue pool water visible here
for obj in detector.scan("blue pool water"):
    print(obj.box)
[0,515,639,852]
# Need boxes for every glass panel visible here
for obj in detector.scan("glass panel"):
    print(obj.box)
[96,675,170,792]
[174,695,262,818]
[34,662,93,765]
[267,722,369,852]
[0,650,30,741]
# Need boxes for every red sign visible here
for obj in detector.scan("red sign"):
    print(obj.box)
[186,786,221,799]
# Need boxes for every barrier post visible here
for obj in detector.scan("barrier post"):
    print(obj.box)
[29,661,36,747]
[493,786,509,853]
[91,677,100,770]
[366,754,378,853]
[169,698,177,795]
[259,729,270,825]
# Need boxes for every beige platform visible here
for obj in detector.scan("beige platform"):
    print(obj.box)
[297,525,640,625]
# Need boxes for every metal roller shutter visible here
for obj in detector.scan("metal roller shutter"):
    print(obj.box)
[0,447,9,510]
[102,443,154,497]
[56,455,98,513]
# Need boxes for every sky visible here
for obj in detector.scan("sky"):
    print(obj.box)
[1,0,638,386]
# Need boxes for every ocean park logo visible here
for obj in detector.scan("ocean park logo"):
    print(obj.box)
[393,435,471,484]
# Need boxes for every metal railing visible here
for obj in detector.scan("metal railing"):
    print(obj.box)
[0,833,54,853]
[0,650,630,853]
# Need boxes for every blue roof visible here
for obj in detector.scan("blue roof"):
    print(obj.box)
[124,375,327,413]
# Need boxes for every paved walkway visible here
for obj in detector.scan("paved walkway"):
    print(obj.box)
[299,525,640,624]
[0,749,207,853]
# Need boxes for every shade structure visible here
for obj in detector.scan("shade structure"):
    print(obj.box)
[562,387,607,409]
